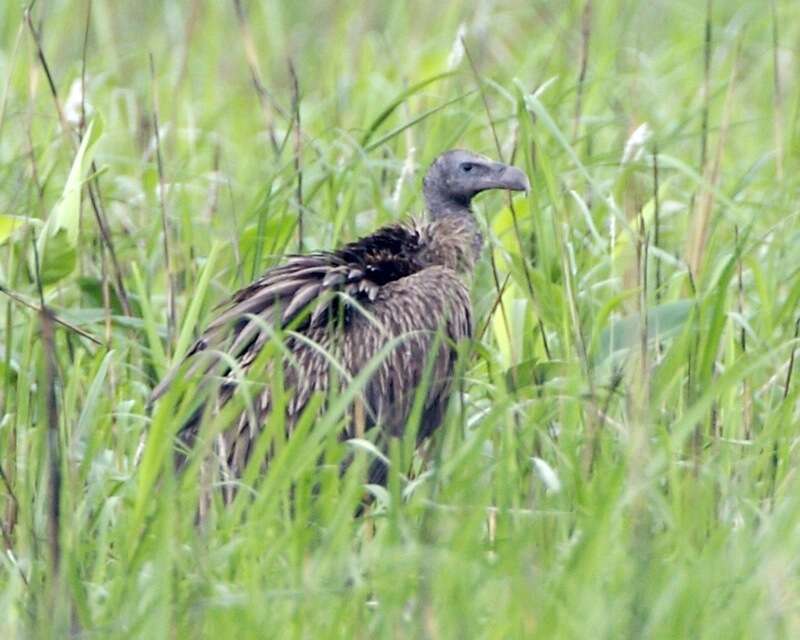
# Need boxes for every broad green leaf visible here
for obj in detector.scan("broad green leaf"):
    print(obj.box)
[490,283,528,368]
[491,197,533,269]
[37,228,77,285]
[77,276,127,315]
[0,214,39,245]
[35,116,104,285]
[597,299,694,364]
[504,358,570,390]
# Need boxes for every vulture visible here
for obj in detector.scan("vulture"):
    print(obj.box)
[150,149,529,496]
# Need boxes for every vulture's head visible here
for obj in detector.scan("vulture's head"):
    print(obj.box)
[423,149,529,217]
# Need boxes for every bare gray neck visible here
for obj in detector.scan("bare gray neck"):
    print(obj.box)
[424,197,484,262]
[424,188,473,220]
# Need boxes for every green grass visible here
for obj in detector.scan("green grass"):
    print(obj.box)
[2,0,800,637]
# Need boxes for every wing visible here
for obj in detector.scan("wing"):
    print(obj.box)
[217,264,473,482]
[149,223,426,404]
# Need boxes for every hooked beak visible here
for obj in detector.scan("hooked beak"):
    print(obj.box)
[489,162,530,193]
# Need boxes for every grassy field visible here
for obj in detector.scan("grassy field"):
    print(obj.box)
[1,0,800,637]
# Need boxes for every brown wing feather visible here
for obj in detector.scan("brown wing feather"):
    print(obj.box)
[218,265,471,480]
[150,223,425,405]
[151,218,475,486]
[148,254,339,404]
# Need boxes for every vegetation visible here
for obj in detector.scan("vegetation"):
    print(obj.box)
[1,1,799,637]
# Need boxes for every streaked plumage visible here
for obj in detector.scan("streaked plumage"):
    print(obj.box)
[151,149,529,492]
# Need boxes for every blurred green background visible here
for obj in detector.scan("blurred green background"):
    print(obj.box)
[1,1,800,637]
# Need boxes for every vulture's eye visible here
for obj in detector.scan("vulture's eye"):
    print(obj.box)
[460,163,474,173]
